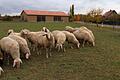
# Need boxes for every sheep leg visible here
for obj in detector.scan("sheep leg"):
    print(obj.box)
[57,45,61,52]
[82,40,85,47]
[49,48,52,57]
[70,44,74,49]
[63,47,66,52]
[33,44,36,52]
[39,47,42,55]
[62,44,66,52]
[6,53,10,66]
[37,47,41,55]
[46,48,49,58]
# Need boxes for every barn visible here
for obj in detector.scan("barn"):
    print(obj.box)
[20,10,69,22]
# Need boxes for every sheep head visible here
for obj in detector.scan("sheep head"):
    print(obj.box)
[7,29,14,35]
[21,29,30,35]
[25,50,31,59]
[13,58,22,68]
[42,27,50,32]
[20,29,30,38]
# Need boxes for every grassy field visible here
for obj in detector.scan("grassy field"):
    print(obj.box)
[0,21,120,80]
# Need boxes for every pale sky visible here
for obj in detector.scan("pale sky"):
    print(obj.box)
[0,0,120,16]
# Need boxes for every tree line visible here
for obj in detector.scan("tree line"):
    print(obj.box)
[69,5,120,25]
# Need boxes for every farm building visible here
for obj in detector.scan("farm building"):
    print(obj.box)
[20,10,69,22]
[103,10,117,19]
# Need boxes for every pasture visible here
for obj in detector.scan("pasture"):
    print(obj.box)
[0,22,120,80]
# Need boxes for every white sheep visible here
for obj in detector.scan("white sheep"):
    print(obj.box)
[8,34,31,59]
[21,29,55,58]
[65,26,95,46]
[73,29,95,47]
[37,32,55,58]
[65,26,95,41]
[0,37,22,68]
[62,31,80,48]
[79,26,95,41]
[52,30,66,52]
[20,29,40,52]
[20,29,45,52]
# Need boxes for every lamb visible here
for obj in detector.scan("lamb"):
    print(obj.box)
[62,31,80,48]
[73,29,95,47]
[8,34,31,59]
[0,37,22,68]
[52,30,66,52]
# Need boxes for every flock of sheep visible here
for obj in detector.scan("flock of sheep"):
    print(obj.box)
[0,26,95,76]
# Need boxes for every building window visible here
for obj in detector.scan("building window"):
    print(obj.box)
[54,16,61,21]
[37,16,46,22]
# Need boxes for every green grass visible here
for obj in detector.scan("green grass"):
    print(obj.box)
[0,22,120,80]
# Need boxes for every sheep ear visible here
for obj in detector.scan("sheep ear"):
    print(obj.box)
[20,59,22,63]
[46,33,51,40]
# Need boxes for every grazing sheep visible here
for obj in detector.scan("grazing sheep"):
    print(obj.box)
[8,34,31,59]
[62,31,80,48]
[79,26,95,41]
[65,26,95,40]
[37,32,55,58]
[0,37,22,68]
[0,67,4,76]
[73,29,95,47]
[20,29,45,52]
[21,29,55,58]
[52,30,66,52]
[65,26,95,46]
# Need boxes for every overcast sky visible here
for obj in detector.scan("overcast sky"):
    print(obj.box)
[0,0,120,16]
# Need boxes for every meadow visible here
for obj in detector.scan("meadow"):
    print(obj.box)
[0,21,120,80]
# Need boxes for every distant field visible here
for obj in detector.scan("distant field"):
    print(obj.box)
[0,21,120,80]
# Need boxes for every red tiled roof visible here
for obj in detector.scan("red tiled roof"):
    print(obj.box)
[22,10,69,16]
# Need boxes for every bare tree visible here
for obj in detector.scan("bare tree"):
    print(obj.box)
[87,8,103,27]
